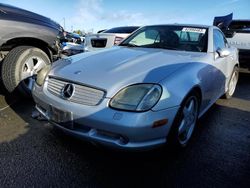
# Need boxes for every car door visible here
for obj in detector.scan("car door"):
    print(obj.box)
[211,29,230,98]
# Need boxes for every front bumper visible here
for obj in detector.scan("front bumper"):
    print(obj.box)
[32,83,179,150]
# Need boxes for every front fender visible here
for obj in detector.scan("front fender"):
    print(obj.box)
[152,61,218,112]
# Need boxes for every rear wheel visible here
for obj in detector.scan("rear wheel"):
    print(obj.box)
[1,46,50,96]
[168,91,200,148]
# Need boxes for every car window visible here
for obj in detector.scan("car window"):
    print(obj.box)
[175,31,188,41]
[175,30,203,42]
[189,32,202,41]
[229,21,250,31]
[213,29,226,50]
[120,25,208,52]
[130,29,160,46]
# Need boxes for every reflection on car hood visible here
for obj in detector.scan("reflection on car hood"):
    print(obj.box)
[50,47,206,96]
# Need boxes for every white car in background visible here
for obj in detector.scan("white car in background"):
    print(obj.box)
[214,14,250,72]
[84,26,139,52]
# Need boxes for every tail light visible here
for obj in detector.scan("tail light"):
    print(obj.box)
[114,36,124,45]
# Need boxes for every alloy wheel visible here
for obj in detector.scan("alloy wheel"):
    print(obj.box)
[177,96,199,146]
[21,56,47,91]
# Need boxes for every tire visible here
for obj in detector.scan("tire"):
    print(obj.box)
[168,91,200,148]
[1,46,51,96]
[223,66,239,99]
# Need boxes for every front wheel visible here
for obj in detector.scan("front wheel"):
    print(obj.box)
[1,46,51,96]
[168,92,200,148]
[223,66,239,99]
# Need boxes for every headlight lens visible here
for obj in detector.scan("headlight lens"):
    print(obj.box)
[36,64,51,86]
[109,84,162,112]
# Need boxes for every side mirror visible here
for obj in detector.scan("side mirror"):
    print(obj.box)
[217,48,230,58]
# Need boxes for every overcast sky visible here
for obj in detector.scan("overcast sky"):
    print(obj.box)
[1,0,250,32]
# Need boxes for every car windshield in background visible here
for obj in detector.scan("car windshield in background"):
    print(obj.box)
[103,26,139,33]
[229,21,250,31]
[120,25,208,52]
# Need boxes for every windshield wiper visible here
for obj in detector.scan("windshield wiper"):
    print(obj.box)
[157,46,178,50]
[120,43,139,47]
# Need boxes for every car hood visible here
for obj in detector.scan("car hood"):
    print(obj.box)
[50,47,206,97]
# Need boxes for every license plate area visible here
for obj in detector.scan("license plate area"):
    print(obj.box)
[50,106,73,129]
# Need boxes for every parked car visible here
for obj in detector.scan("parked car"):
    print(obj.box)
[97,29,106,33]
[0,3,63,96]
[61,32,84,56]
[84,26,139,52]
[62,42,84,56]
[214,14,250,72]
[32,24,239,150]
[61,32,82,44]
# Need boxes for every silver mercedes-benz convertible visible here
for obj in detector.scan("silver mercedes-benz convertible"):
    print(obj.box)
[32,24,239,150]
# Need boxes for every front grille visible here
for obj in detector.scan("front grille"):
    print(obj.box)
[47,77,105,106]
[91,38,107,48]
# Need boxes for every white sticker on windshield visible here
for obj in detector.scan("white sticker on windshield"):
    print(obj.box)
[182,27,206,34]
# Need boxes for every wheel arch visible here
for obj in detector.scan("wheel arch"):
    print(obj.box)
[185,85,202,106]
[0,37,53,61]
[166,84,201,148]
[153,75,203,112]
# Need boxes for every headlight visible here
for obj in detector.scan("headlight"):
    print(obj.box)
[36,64,51,86]
[109,84,162,112]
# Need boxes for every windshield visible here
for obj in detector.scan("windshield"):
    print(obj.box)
[103,26,139,34]
[120,25,208,52]
[229,21,250,31]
